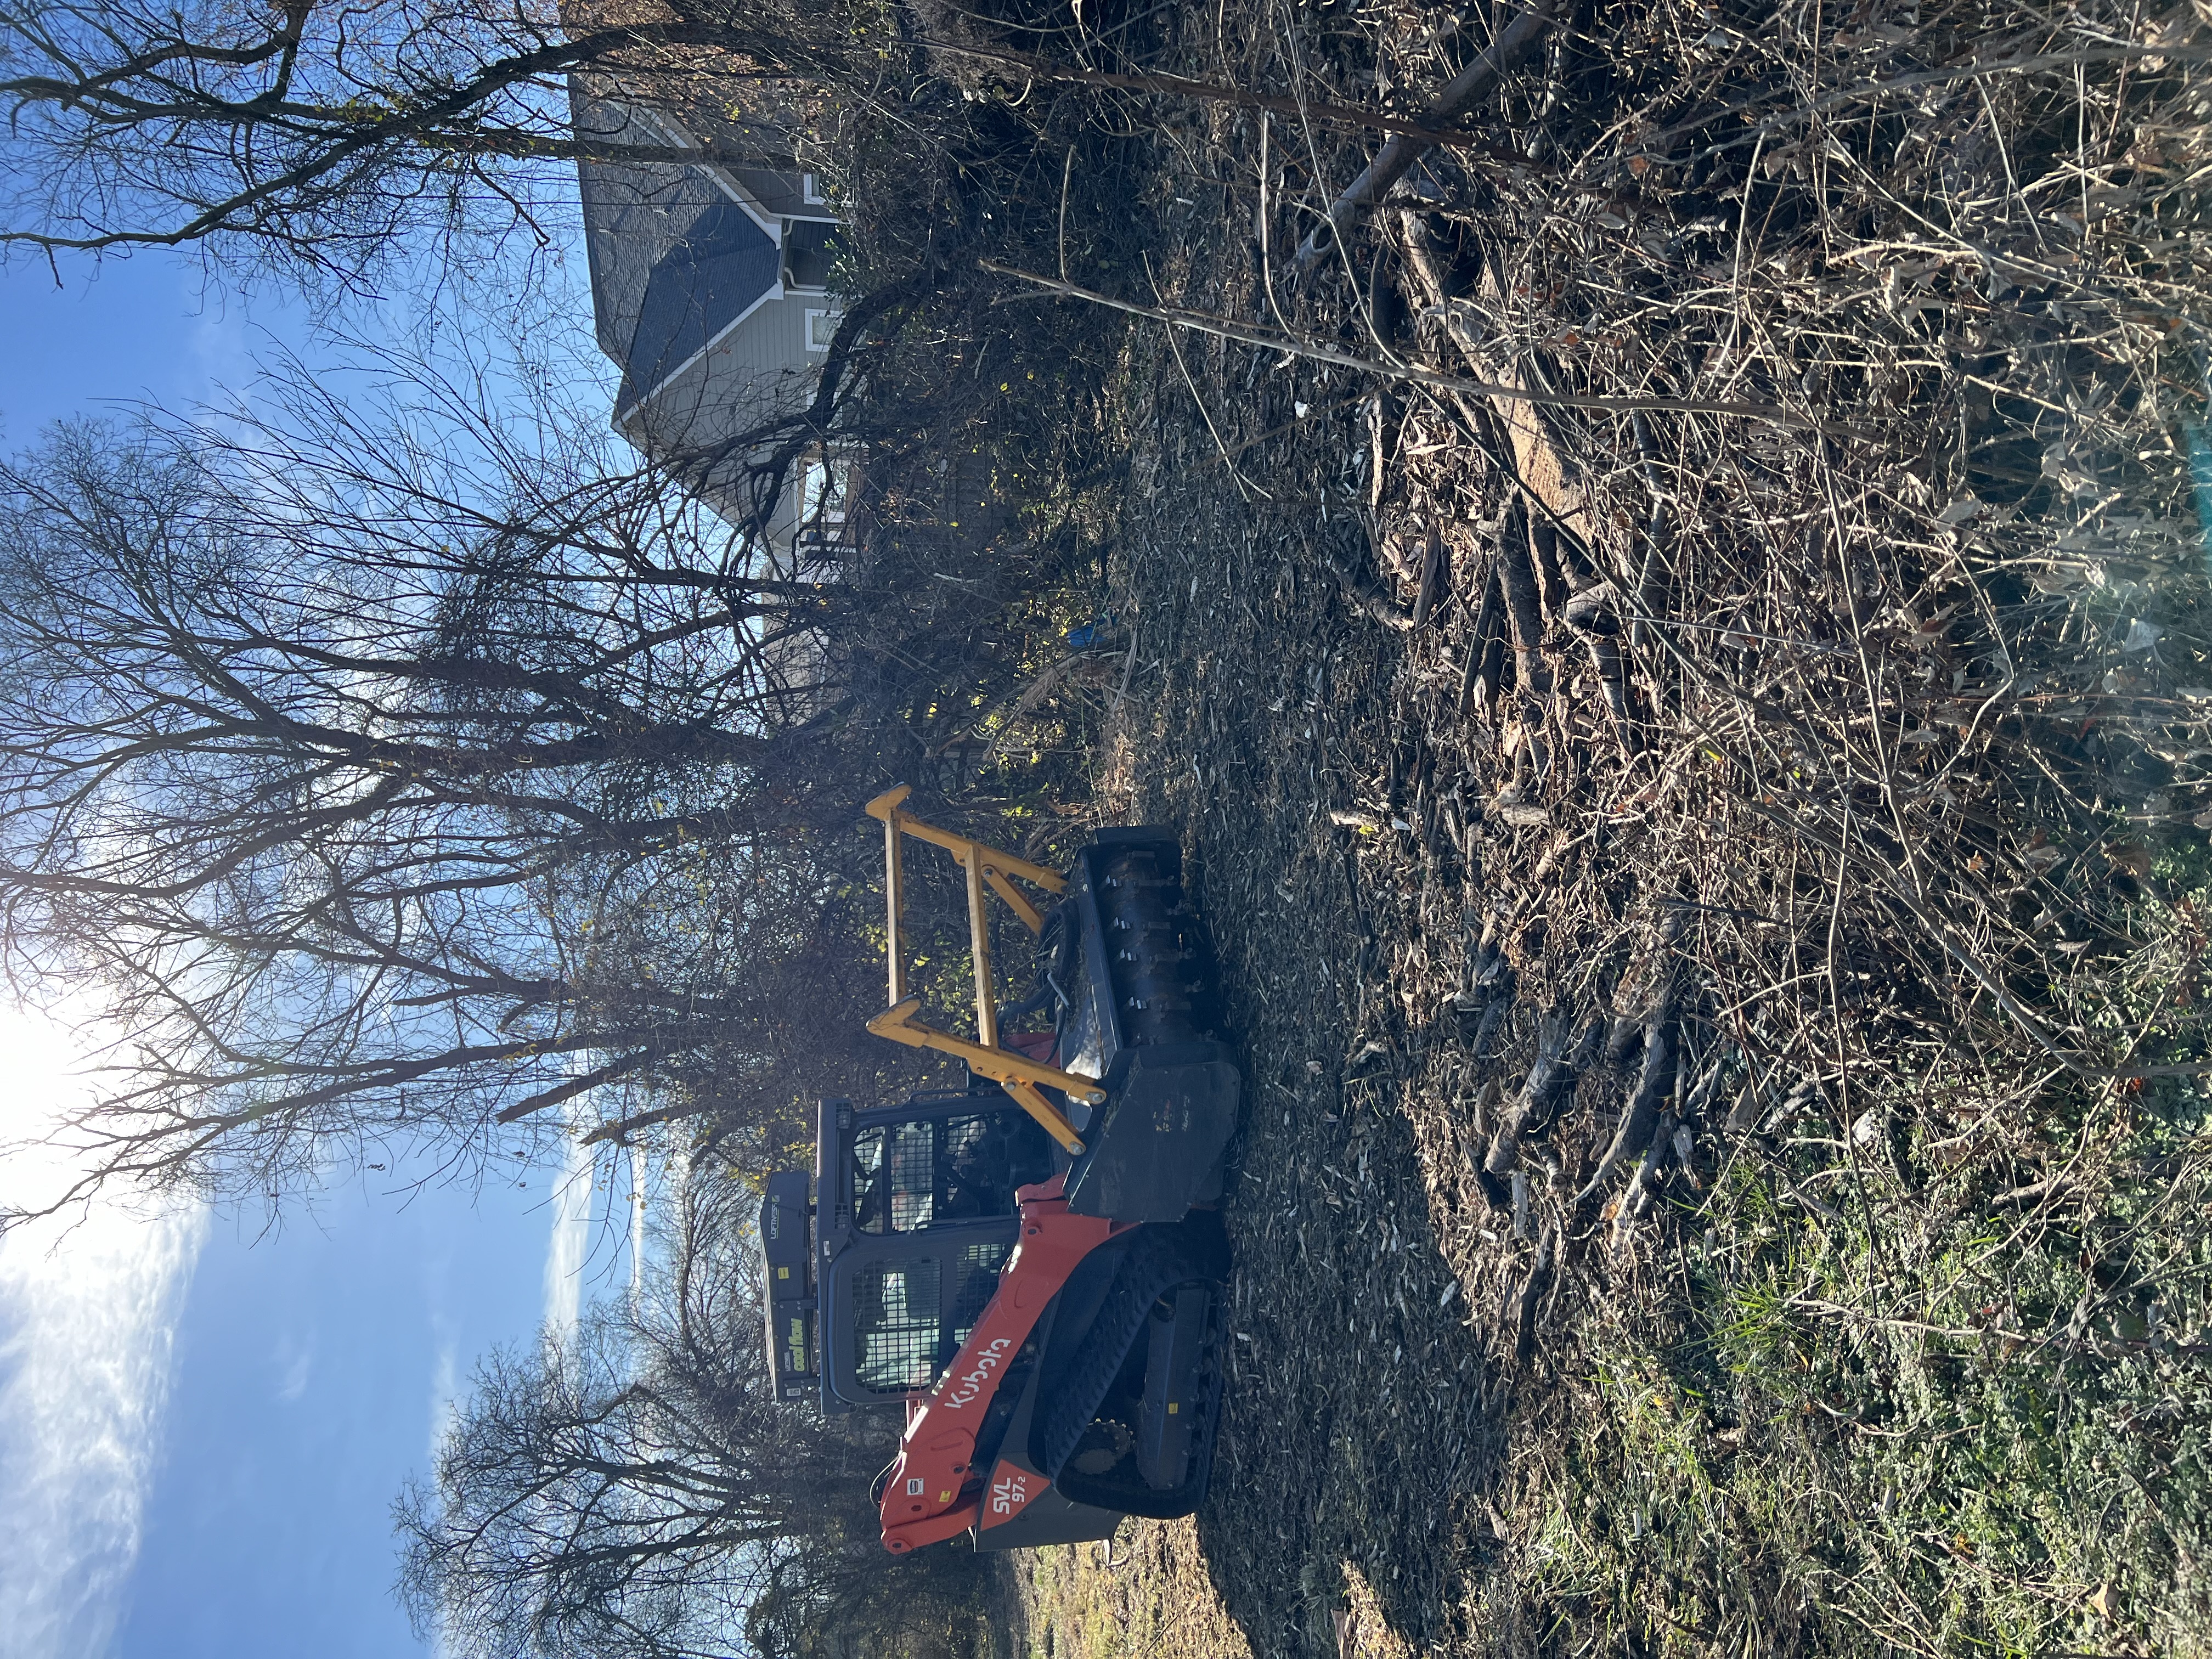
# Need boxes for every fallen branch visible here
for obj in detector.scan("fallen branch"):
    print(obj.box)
[1575,1019,1673,1207]
[1485,1008,1592,1178]
[1328,544,1414,630]
[1460,563,1506,716]
[980,261,1837,432]
[1400,212,1606,556]
[1497,498,1547,688]
[1612,1110,1679,1244]
[1295,1,1560,267]
[1411,523,1448,628]
[1510,1220,1557,1364]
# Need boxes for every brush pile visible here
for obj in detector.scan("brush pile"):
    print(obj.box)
[1333,0,2212,1108]
[1032,0,2212,1650]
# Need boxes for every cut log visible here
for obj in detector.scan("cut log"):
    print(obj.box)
[1296,2,1560,267]
[1575,1019,1673,1209]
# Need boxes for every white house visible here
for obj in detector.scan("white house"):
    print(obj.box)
[570,81,854,558]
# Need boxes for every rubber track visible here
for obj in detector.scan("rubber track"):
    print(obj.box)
[1032,1227,1223,1482]
[1056,1278,1224,1519]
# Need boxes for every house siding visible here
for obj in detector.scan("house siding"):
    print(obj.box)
[628,300,823,441]
[620,297,842,544]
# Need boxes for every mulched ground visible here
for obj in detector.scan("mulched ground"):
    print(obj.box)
[985,2,2212,1652]
[1120,478,1499,1654]
[1098,360,1527,1658]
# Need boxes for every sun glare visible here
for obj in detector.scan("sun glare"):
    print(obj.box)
[0,999,207,1659]
[0,1000,99,1220]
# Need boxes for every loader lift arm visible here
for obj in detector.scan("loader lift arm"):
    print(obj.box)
[864,786,1099,1154]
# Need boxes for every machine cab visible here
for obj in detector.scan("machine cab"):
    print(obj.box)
[760,1088,1058,1413]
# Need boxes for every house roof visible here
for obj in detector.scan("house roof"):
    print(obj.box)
[619,194,781,412]
[570,83,785,416]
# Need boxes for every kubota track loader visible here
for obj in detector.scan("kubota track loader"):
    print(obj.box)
[759,787,1241,1553]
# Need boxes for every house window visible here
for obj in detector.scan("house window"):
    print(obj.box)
[804,308,839,353]
[802,173,826,205]
[800,455,847,525]
[783,219,839,290]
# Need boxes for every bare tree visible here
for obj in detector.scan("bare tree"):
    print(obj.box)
[0,0,1137,1219]
[0,359,898,1219]
[0,0,871,282]
[2,0,1167,578]
[395,1168,988,1659]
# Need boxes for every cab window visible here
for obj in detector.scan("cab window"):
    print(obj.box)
[851,1119,938,1232]
[849,1238,1018,1395]
[850,1109,1052,1234]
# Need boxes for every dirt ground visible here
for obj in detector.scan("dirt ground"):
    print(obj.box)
[1001,1520,1257,1659]
[980,3,2212,1655]
[1008,366,1565,1659]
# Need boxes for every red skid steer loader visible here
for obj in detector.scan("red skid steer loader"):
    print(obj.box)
[759,788,1242,1553]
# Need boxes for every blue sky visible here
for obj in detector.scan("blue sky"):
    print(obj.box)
[110,1170,556,1659]
[0,243,627,1659]
[2,253,276,440]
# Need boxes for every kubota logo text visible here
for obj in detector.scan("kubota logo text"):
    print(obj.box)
[941,1338,1011,1409]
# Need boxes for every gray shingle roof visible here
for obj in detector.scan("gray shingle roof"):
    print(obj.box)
[569,83,783,415]
[619,196,781,411]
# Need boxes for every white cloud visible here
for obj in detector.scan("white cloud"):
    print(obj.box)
[0,1007,206,1659]
[541,1102,597,1344]
[425,1326,459,1465]
[272,1333,313,1404]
